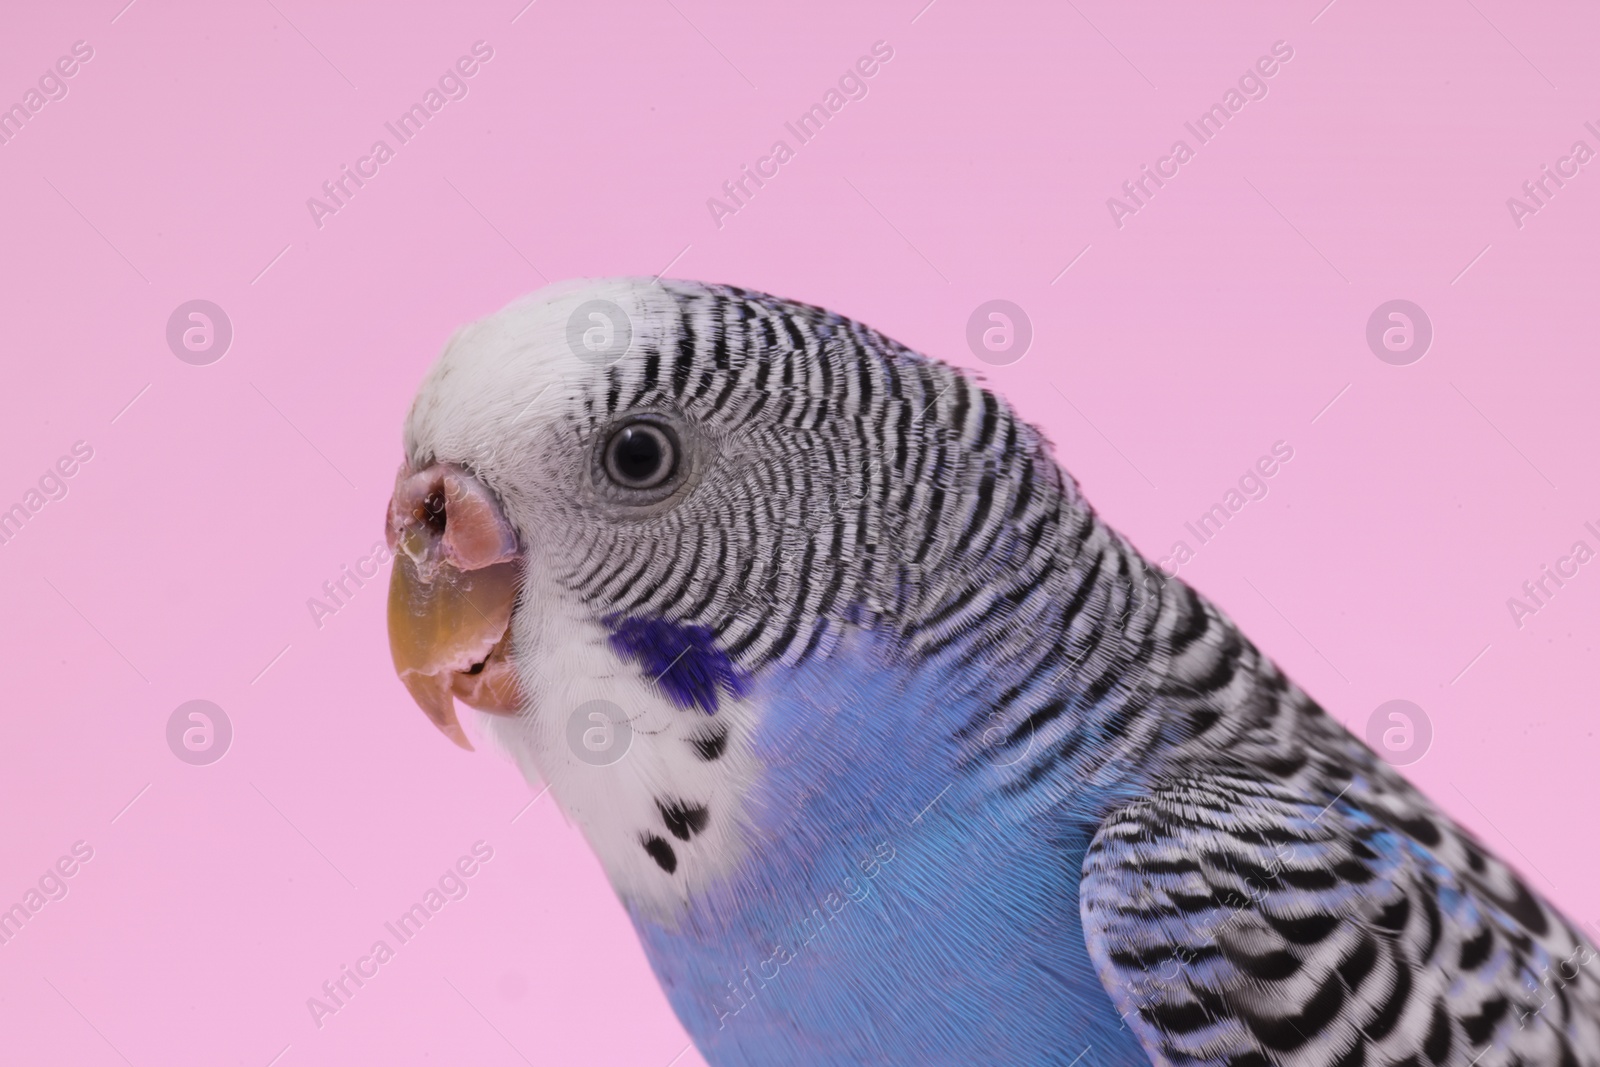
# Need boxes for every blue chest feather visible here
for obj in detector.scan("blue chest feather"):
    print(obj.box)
[604,615,751,714]
[627,629,1152,1067]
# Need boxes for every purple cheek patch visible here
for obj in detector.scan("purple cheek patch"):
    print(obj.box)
[603,615,751,715]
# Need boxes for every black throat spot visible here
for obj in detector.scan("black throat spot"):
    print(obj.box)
[657,799,710,841]
[642,834,677,873]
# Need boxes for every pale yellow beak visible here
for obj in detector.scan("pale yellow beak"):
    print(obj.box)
[385,464,524,750]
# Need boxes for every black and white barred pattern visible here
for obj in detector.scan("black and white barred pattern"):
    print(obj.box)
[481,279,1599,1064]
[540,283,1335,795]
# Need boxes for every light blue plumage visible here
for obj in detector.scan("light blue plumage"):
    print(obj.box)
[388,278,1600,1067]
[634,626,1151,1065]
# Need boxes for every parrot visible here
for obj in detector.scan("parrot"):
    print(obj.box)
[383,278,1600,1067]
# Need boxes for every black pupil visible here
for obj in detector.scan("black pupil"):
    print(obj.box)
[612,427,665,484]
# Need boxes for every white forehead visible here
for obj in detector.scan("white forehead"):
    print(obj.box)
[403,277,687,467]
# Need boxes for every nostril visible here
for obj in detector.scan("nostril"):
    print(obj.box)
[417,489,448,534]
[390,462,519,571]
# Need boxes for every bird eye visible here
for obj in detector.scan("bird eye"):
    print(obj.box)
[603,421,678,490]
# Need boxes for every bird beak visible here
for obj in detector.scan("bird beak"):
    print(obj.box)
[385,463,524,750]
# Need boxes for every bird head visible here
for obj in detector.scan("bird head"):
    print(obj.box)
[385,278,1074,908]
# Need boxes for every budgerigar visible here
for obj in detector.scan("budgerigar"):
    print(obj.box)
[384,279,1600,1067]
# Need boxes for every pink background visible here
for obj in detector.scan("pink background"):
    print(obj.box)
[2,1,1597,1063]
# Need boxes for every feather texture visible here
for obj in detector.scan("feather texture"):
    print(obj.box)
[399,278,1599,1066]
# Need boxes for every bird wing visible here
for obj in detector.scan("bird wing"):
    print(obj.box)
[1079,766,1600,1067]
